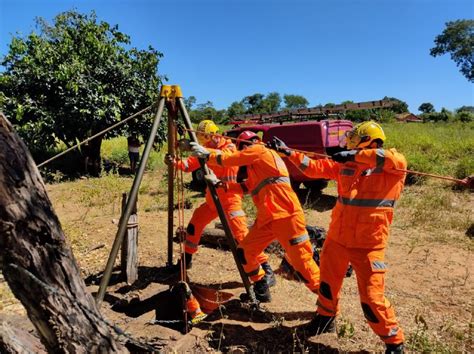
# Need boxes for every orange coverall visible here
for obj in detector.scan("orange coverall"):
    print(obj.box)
[208,144,320,293]
[176,138,267,264]
[289,148,406,345]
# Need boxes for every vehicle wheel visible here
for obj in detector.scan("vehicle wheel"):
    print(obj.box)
[303,179,328,193]
[190,169,207,192]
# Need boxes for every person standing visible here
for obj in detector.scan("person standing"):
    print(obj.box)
[166,120,275,287]
[272,121,406,353]
[190,130,320,303]
[127,135,142,174]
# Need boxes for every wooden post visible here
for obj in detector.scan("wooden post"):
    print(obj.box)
[121,193,138,285]
[0,113,124,352]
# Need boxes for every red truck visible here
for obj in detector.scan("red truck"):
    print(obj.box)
[224,119,353,191]
[190,99,395,192]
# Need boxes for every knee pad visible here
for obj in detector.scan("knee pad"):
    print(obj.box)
[319,281,332,300]
[186,223,195,236]
[361,302,379,323]
[237,248,247,265]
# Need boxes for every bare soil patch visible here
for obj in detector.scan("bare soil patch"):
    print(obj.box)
[1,174,472,352]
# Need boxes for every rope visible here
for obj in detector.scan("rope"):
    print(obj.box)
[174,125,189,332]
[182,127,468,185]
[37,104,155,168]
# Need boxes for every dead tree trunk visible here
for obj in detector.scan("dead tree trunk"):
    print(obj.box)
[0,113,126,353]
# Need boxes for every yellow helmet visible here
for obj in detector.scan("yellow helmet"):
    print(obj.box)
[196,119,219,144]
[345,120,386,149]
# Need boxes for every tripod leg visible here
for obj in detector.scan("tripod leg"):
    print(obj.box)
[176,94,258,307]
[96,96,166,306]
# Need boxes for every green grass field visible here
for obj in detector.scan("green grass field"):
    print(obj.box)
[384,122,474,180]
[101,121,474,182]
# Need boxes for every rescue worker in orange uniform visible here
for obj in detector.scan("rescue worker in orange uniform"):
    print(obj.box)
[166,120,275,286]
[190,130,320,302]
[272,121,406,354]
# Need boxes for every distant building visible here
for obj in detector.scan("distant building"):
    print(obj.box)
[395,113,423,123]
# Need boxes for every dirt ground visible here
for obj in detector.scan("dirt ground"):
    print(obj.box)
[1,172,473,353]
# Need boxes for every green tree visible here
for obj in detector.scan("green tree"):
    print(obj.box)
[283,94,309,109]
[261,92,282,113]
[430,20,474,82]
[418,103,435,114]
[0,10,164,174]
[183,95,197,111]
[227,101,246,118]
[455,110,474,122]
[242,93,265,114]
[382,97,409,113]
[457,105,474,113]
[189,101,218,123]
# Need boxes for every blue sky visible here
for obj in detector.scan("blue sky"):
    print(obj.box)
[1,0,473,113]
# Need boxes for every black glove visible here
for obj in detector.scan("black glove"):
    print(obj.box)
[270,136,291,157]
[332,150,357,163]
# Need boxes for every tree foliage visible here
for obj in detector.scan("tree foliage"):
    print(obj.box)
[0,10,164,163]
[418,102,435,114]
[283,94,309,109]
[382,97,409,114]
[430,20,474,82]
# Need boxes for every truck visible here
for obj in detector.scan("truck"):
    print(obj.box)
[190,99,396,192]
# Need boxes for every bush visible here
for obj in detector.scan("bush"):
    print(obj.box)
[384,122,474,183]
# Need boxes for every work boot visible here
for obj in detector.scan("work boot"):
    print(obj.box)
[261,262,276,287]
[385,343,404,354]
[254,278,271,303]
[304,313,336,336]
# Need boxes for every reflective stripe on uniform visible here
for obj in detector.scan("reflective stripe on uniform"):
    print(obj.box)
[229,210,245,218]
[376,149,385,168]
[185,240,199,250]
[251,176,290,196]
[338,196,395,208]
[316,300,337,315]
[372,260,387,270]
[221,176,237,182]
[380,327,400,338]
[340,168,355,176]
[183,160,189,171]
[371,149,385,173]
[300,155,310,171]
[289,233,309,245]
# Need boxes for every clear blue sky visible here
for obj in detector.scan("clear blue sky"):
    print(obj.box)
[1,0,473,113]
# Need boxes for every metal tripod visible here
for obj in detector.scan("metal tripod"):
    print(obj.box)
[96,85,257,308]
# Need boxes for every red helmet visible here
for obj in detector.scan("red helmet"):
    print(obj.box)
[236,130,260,150]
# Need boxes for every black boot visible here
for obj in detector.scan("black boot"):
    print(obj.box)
[254,278,271,302]
[385,343,404,354]
[304,313,336,336]
[261,262,276,287]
